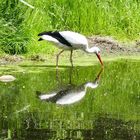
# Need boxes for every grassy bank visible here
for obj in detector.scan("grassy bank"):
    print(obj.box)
[0,0,140,55]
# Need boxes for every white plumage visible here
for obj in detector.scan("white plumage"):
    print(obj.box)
[60,31,88,48]
[41,35,59,44]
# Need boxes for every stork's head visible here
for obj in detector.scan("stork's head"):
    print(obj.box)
[92,46,100,54]
[86,46,103,66]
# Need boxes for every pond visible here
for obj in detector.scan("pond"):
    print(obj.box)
[0,60,140,139]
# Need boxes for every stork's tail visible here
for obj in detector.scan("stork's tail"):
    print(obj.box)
[38,38,43,41]
[38,31,47,41]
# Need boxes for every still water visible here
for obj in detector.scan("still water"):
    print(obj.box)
[0,60,140,139]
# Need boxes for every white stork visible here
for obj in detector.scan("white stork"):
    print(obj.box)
[38,31,103,67]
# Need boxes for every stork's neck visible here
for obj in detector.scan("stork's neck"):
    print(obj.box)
[84,46,96,53]
[84,82,99,91]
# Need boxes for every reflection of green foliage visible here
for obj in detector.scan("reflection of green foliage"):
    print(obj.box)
[0,60,139,139]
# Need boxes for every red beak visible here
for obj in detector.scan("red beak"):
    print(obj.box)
[96,53,103,66]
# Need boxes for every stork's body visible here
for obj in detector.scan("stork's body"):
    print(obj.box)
[38,31,103,67]
[36,68,103,105]
[37,83,97,105]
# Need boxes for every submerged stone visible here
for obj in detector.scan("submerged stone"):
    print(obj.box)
[0,75,16,82]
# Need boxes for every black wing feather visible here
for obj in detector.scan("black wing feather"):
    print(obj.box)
[38,31,72,47]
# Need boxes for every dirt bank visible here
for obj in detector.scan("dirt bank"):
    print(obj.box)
[0,36,140,64]
[88,36,140,55]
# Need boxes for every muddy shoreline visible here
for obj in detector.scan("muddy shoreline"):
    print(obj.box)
[88,36,140,55]
[0,36,140,64]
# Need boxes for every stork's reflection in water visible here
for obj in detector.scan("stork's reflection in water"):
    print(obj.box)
[36,68,103,105]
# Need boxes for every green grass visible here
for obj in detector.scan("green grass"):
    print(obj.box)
[0,0,140,54]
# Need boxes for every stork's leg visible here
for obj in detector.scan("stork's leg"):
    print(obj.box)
[56,50,64,68]
[70,50,73,67]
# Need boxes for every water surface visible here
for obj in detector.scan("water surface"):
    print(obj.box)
[0,60,140,139]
